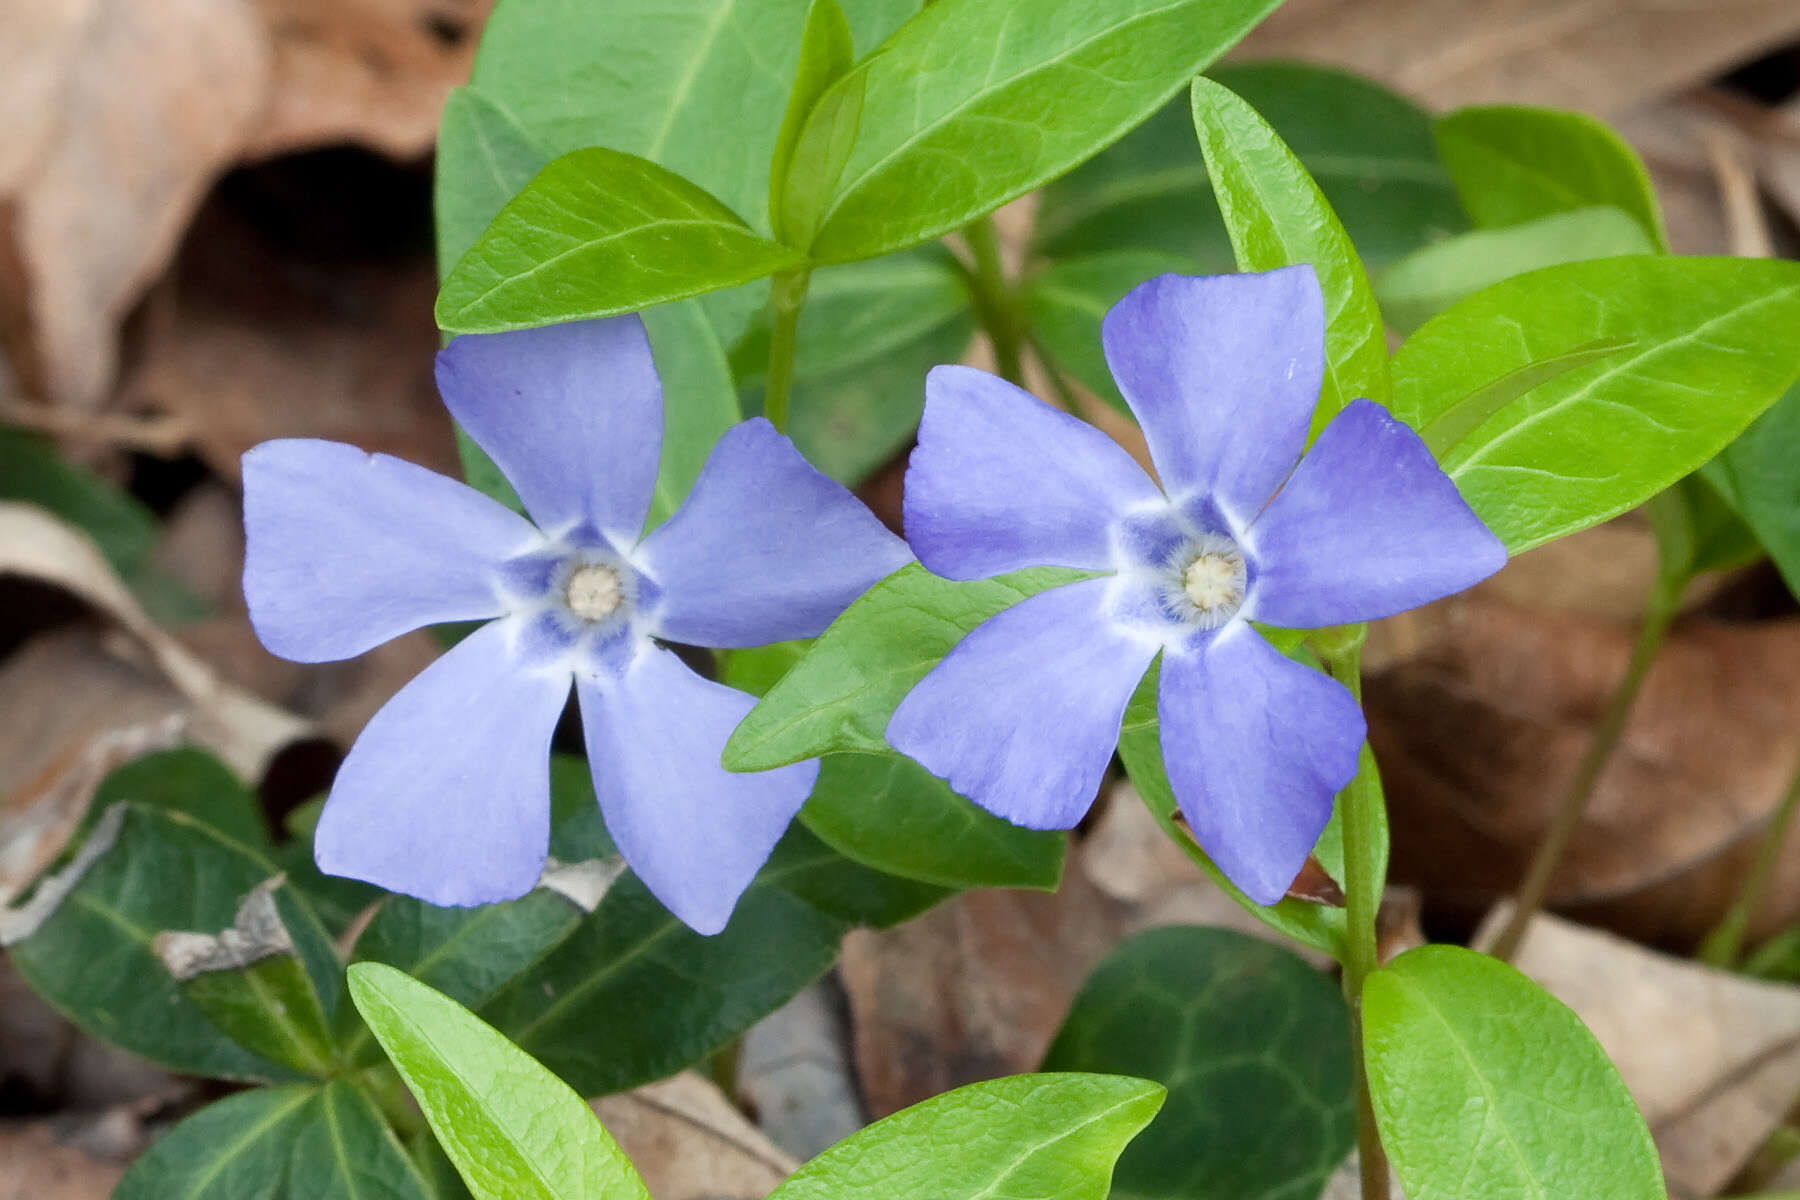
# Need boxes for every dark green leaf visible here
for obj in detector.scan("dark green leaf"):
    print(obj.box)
[1191,75,1390,423]
[1706,378,1800,595]
[1117,663,1348,958]
[1435,104,1667,249]
[437,148,804,333]
[350,964,650,1200]
[1375,207,1656,335]
[92,747,272,853]
[272,797,384,939]
[1392,255,1800,553]
[802,0,1282,262]
[113,1082,432,1200]
[768,1074,1165,1200]
[0,426,156,578]
[725,562,1091,770]
[1035,62,1463,272]
[1024,250,1194,413]
[1364,945,1664,1200]
[1042,927,1354,1200]
[802,752,1064,891]
[11,805,341,1081]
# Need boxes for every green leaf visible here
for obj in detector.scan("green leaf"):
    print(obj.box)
[725,562,1091,770]
[1706,378,1800,595]
[435,88,550,276]
[0,425,156,577]
[271,798,384,939]
[1435,104,1668,249]
[1364,945,1664,1200]
[768,1073,1165,1200]
[803,752,1065,890]
[1024,250,1195,413]
[1376,207,1657,335]
[437,148,804,333]
[1190,75,1390,425]
[10,805,341,1081]
[801,0,1282,263]
[479,824,934,1097]
[91,747,273,853]
[1659,473,1764,579]
[770,0,854,240]
[773,0,863,247]
[1035,62,1465,271]
[1392,255,1800,554]
[350,963,651,1200]
[157,880,338,1077]
[1117,663,1348,958]
[1042,927,1354,1200]
[113,1082,432,1200]
[641,301,743,526]
[736,249,976,481]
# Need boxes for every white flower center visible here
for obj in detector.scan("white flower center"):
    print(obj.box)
[1167,534,1246,630]
[564,563,624,622]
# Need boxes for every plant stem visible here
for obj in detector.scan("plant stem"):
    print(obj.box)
[1700,748,1800,968]
[961,216,1026,386]
[1489,568,1687,962]
[1321,644,1391,1200]
[763,267,813,435]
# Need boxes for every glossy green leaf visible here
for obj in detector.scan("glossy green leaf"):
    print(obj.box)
[1364,945,1663,1200]
[1376,207,1656,335]
[803,752,1065,890]
[11,805,340,1081]
[480,824,936,1097]
[1190,76,1390,424]
[736,249,975,481]
[351,964,651,1200]
[1035,62,1464,272]
[435,88,549,275]
[1706,378,1800,595]
[768,1073,1165,1200]
[1436,104,1667,249]
[1392,255,1800,554]
[1024,250,1194,413]
[1117,663,1348,958]
[770,0,856,241]
[1042,927,1354,1200]
[437,148,804,333]
[113,1082,431,1200]
[800,0,1281,263]
[725,562,1091,770]
[90,747,273,853]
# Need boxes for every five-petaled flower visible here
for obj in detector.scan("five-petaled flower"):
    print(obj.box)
[887,266,1507,904]
[243,317,910,934]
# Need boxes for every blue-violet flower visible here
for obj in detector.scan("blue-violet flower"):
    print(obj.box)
[243,316,911,933]
[886,267,1506,904]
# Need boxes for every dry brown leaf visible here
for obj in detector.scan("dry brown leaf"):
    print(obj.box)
[1369,593,1800,945]
[838,868,1122,1118]
[250,0,493,159]
[1237,0,1800,119]
[0,0,269,409]
[593,1072,794,1200]
[0,1118,127,1200]
[1477,906,1800,1198]
[738,983,864,1160]
[123,199,459,483]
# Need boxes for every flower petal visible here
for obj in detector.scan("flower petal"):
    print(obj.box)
[435,317,663,542]
[1101,267,1324,523]
[1245,399,1508,627]
[314,619,568,907]
[578,648,817,935]
[902,365,1162,580]
[1157,624,1364,905]
[634,419,911,647]
[887,578,1158,828]
[243,439,539,664]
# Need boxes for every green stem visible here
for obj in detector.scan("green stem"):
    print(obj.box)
[1489,568,1687,962]
[1700,748,1800,968]
[1320,643,1390,1200]
[961,216,1026,386]
[763,267,813,435]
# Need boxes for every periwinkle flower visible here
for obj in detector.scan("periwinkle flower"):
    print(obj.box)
[887,267,1506,904]
[243,317,910,933]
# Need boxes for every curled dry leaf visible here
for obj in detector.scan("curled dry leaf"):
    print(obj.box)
[592,1072,796,1200]
[1478,905,1800,1199]
[0,0,269,408]
[1369,590,1800,946]
[1236,0,1800,119]
[0,1118,128,1200]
